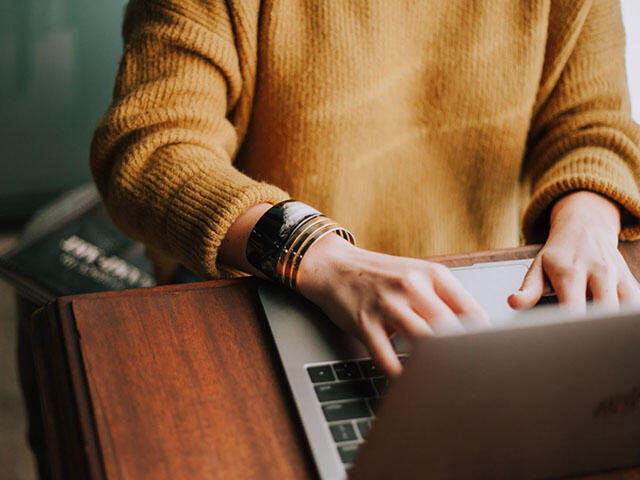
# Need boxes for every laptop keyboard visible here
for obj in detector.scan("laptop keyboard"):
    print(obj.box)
[306,355,407,466]
[302,297,561,468]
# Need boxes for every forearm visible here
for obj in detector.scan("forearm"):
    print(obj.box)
[521,0,640,243]
[91,2,289,279]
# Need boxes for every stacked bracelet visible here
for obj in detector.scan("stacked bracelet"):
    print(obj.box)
[246,200,355,289]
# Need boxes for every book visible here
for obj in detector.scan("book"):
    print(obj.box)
[0,184,155,305]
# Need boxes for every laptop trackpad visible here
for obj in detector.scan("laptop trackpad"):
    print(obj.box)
[452,262,531,323]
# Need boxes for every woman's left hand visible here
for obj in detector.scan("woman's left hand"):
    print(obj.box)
[508,190,640,313]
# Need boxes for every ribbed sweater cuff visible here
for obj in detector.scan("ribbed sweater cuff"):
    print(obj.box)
[522,147,640,242]
[165,164,289,279]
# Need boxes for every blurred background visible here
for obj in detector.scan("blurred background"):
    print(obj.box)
[0,1,128,479]
[0,1,638,479]
[0,0,128,223]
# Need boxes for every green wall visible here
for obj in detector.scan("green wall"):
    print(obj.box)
[0,0,128,222]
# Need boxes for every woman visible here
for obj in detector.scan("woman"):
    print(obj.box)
[91,0,640,376]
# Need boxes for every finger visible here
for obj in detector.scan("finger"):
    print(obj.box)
[359,320,403,377]
[432,270,489,326]
[410,292,465,335]
[618,276,640,307]
[385,303,434,338]
[588,272,619,309]
[616,261,640,307]
[508,255,545,310]
[550,269,588,314]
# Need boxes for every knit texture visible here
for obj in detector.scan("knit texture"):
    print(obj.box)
[91,0,640,279]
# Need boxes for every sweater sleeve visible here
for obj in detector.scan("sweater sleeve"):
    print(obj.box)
[521,0,640,243]
[90,0,289,279]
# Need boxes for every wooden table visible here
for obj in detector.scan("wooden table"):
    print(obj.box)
[31,245,640,480]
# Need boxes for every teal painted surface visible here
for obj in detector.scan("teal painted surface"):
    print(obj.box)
[0,0,128,219]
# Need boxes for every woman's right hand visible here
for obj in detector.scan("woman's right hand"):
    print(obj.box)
[296,234,489,377]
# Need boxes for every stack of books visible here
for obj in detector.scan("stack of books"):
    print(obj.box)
[0,184,155,304]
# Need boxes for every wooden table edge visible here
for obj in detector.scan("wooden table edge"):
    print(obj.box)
[31,300,101,479]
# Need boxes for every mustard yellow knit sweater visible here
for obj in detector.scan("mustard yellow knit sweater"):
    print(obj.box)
[91,0,640,279]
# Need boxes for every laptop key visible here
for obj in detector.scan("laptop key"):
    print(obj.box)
[333,361,361,380]
[373,377,389,396]
[307,365,335,383]
[358,359,381,378]
[323,400,371,421]
[330,422,357,442]
[315,380,376,402]
[356,420,371,438]
[337,443,360,464]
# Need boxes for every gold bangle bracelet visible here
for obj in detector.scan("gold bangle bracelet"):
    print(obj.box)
[288,225,349,290]
[285,222,339,289]
[275,215,333,283]
[280,217,356,289]
[246,199,355,288]
[279,219,338,286]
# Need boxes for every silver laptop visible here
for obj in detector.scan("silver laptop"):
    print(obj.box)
[258,259,640,479]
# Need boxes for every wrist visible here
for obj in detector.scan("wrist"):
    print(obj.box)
[297,233,358,299]
[550,191,620,237]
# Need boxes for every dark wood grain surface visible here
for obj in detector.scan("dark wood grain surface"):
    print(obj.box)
[31,244,640,479]
[70,280,317,480]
